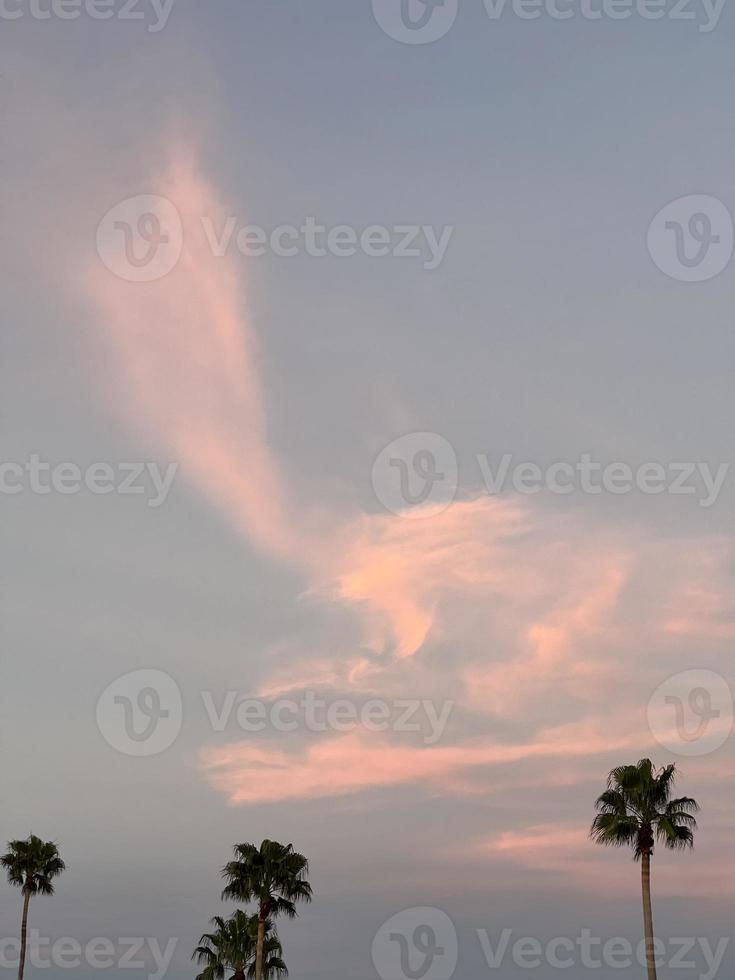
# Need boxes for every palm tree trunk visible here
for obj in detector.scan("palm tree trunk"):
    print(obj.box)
[17,887,31,980]
[641,852,658,980]
[254,914,266,980]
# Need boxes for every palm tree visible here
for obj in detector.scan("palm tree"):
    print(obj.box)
[1,835,66,980]
[590,759,699,980]
[193,910,287,980]
[221,840,312,980]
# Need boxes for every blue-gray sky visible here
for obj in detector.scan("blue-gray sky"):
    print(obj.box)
[2,2,734,978]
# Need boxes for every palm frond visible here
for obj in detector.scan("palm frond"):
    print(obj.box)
[1,836,65,894]
[591,761,699,859]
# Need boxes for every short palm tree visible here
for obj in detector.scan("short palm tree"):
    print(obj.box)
[590,759,699,980]
[1,835,66,980]
[193,910,287,980]
[221,840,312,980]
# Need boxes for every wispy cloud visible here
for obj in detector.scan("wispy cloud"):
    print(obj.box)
[473,820,735,896]
[201,721,646,805]
[81,148,299,560]
[78,144,735,827]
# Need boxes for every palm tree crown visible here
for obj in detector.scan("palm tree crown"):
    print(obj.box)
[1,835,65,896]
[2,835,66,980]
[590,758,699,859]
[193,910,287,980]
[221,839,311,980]
[221,840,312,919]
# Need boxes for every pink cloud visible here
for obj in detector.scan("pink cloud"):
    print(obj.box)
[318,496,532,658]
[80,150,300,561]
[79,147,538,665]
[76,145,735,829]
[482,823,589,868]
[200,720,646,805]
[473,820,735,897]
[78,145,735,686]
[464,550,631,718]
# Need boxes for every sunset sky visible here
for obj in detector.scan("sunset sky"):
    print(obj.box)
[2,2,735,978]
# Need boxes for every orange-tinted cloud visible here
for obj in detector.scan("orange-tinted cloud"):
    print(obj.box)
[81,150,299,561]
[464,550,631,718]
[474,819,735,897]
[200,720,645,805]
[77,145,735,827]
[319,496,531,658]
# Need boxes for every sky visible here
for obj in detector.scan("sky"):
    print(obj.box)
[1,1,735,978]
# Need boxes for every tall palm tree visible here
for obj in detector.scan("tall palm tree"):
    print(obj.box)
[1,835,66,980]
[221,840,312,980]
[590,759,699,980]
[193,910,287,980]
